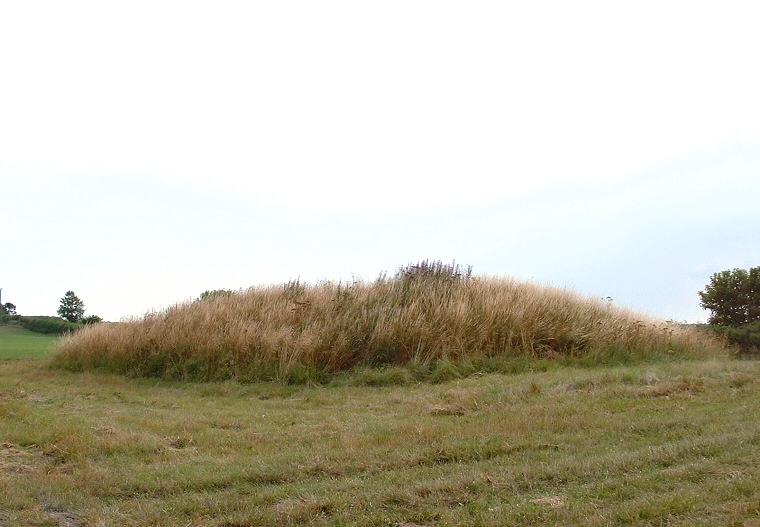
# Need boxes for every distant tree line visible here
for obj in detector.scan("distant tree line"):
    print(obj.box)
[0,291,102,334]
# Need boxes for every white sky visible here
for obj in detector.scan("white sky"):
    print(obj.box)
[2,1,759,323]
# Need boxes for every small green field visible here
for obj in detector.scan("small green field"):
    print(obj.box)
[1,357,758,526]
[0,325,59,359]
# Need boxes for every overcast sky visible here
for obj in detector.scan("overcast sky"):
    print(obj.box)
[2,1,759,323]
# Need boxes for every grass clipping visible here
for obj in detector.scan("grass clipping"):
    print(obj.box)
[51,263,725,382]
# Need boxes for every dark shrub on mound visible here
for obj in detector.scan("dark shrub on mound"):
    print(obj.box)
[711,320,760,354]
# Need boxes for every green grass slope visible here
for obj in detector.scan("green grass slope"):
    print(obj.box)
[0,325,59,359]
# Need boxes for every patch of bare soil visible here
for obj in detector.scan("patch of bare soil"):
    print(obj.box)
[0,442,39,474]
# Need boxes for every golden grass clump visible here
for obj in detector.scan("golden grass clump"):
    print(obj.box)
[50,262,726,382]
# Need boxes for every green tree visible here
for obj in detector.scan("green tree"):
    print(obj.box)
[2,303,17,316]
[698,267,760,326]
[57,291,85,323]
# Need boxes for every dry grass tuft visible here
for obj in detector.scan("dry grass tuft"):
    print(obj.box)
[530,495,566,508]
[0,443,39,474]
[50,263,727,382]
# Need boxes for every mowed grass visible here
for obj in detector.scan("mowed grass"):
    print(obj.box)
[0,325,59,359]
[2,357,759,526]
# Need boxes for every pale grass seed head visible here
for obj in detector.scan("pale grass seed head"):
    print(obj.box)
[50,273,727,382]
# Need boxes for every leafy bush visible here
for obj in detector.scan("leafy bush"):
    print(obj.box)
[711,320,760,354]
[393,259,472,284]
[699,266,760,354]
[198,289,234,301]
[0,313,20,325]
[19,316,81,335]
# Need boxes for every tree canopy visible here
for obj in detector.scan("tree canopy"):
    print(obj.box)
[699,267,760,327]
[57,291,86,323]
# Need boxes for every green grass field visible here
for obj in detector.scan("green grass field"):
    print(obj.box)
[0,325,59,359]
[2,270,755,525]
[1,356,758,526]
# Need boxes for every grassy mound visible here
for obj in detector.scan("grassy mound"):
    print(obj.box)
[50,262,726,382]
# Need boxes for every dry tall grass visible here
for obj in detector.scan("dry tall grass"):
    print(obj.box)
[50,263,726,382]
